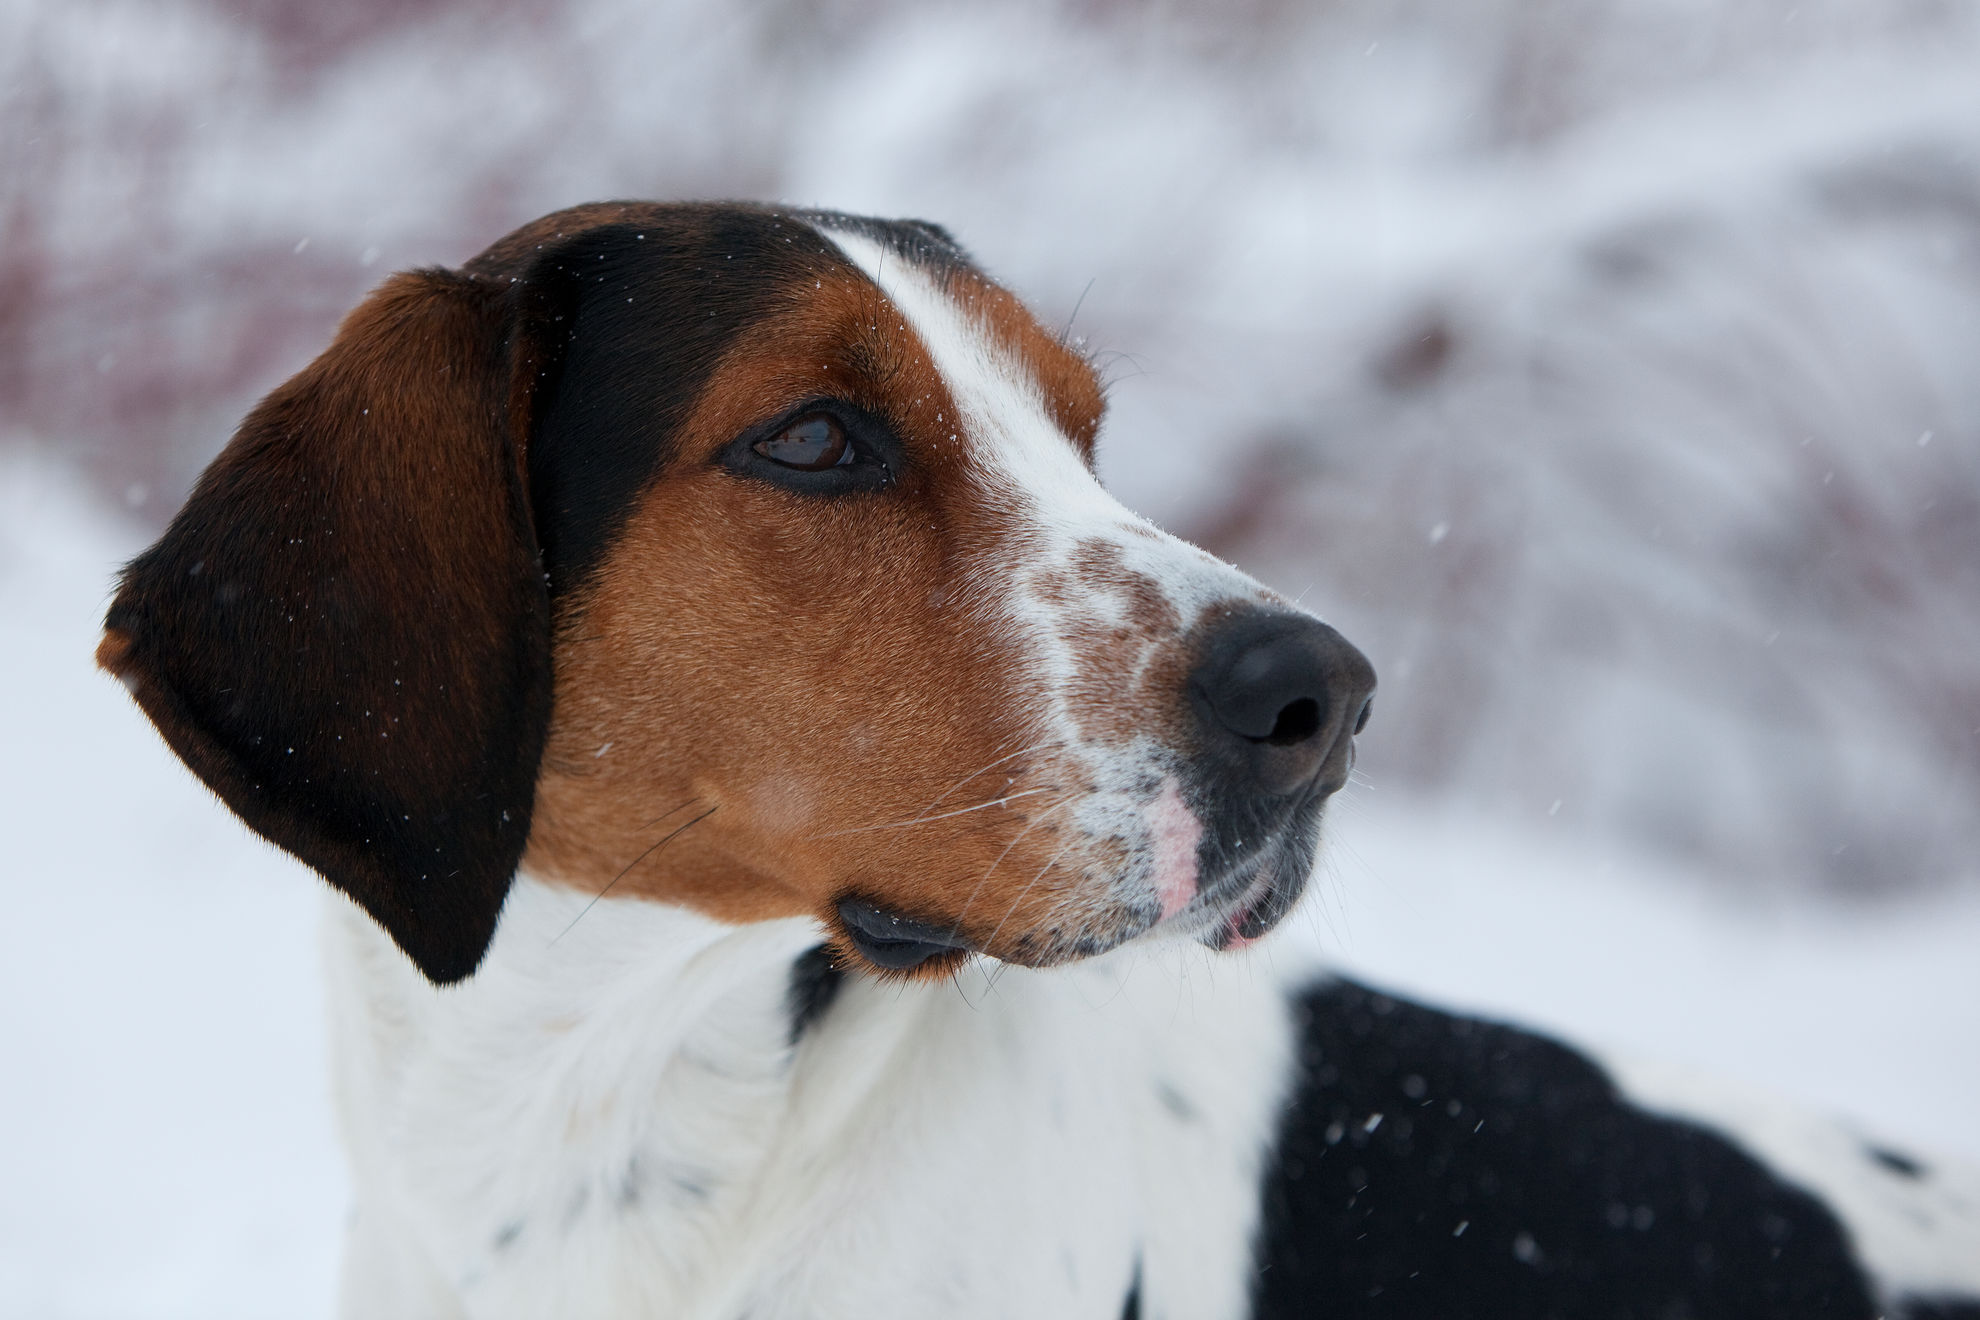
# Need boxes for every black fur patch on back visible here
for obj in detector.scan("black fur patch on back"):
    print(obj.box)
[1902,1302,1980,1320]
[1250,978,1879,1319]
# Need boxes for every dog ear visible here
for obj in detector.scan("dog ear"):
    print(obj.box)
[98,268,553,984]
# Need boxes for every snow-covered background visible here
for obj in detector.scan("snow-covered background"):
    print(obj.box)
[3,2,1977,1315]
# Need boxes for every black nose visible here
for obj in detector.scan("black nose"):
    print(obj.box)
[1187,610,1376,797]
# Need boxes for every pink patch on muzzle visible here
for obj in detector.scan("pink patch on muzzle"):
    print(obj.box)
[1148,777,1203,921]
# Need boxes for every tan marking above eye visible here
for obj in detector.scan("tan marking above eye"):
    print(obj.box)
[754,413,850,470]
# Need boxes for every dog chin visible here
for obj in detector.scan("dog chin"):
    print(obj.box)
[1177,822,1322,952]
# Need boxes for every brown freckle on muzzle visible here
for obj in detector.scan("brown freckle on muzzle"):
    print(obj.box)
[1070,538,1182,638]
[1032,539,1200,751]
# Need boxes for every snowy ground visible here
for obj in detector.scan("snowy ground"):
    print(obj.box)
[0,461,344,1319]
[4,458,1977,1317]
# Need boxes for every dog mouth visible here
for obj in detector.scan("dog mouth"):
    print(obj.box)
[836,897,975,971]
[832,792,1324,973]
[1197,839,1313,949]
[1180,795,1325,951]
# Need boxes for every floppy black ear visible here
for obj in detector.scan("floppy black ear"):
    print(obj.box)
[100,268,553,983]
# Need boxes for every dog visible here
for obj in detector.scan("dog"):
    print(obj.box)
[101,202,1980,1318]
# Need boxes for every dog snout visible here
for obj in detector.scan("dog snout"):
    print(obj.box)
[1186,611,1376,797]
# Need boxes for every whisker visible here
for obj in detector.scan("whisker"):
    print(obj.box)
[806,787,1058,839]
[639,797,701,831]
[817,756,1058,806]
[910,737,1069,820]
[980,836,1079,959]
[550,805,719,945]
[985,954,1013,994]
[946,796,1077,939]
[1059,277,1096,345]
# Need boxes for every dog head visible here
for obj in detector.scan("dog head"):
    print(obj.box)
[99,202,1374,984]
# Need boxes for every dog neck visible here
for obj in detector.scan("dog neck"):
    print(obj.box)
[326,874,823,1312]
[325,874,1291,1319]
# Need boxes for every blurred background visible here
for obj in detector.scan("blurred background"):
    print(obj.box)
[3,1,1977,1314]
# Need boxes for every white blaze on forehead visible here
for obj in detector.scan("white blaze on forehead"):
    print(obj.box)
[816,225,1256,624]
[818,228,1123,539]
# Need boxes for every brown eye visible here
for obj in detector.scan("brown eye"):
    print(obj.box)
[725,402,894,494]
[753,413,850,471]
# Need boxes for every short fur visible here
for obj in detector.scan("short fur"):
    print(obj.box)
[104,202,1980,1318]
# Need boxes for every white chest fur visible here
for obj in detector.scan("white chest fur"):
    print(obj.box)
[324,877,1297,1320]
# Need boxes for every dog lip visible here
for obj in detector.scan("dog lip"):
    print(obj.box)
[1189,794,1325,948]
[836,898,973,971]
[1199,851,1307,949]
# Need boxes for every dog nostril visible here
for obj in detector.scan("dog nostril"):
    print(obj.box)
[1257,697,1322,747]
[1187,612,1376,797]
[1354,696,1373,735]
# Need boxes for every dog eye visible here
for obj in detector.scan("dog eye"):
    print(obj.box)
[753,414,850,471]
[724,402,895,495]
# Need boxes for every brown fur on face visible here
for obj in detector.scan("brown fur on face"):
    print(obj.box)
[101,201,1233,985]
[522,267,1111,972]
